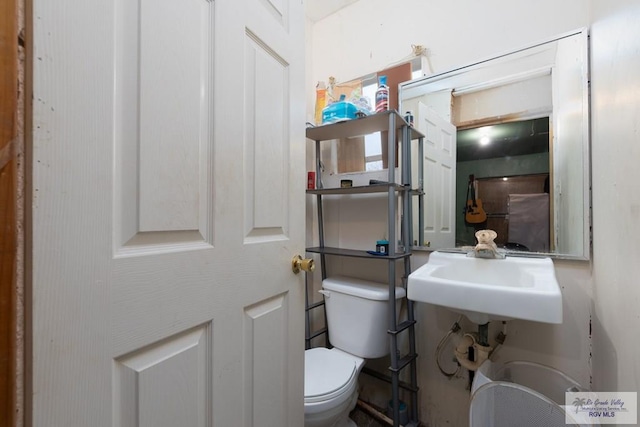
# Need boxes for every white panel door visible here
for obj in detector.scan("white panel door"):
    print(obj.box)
[30,0,305,426]
[417,103,457,249]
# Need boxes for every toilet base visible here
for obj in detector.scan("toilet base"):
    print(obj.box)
[335,417,356,427]
[304,388,358,427]
[304,348,365,427]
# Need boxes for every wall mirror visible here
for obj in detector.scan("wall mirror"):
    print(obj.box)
[399,28,590,260]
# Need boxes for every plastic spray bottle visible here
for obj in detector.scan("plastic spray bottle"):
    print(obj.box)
[375,75,389,113]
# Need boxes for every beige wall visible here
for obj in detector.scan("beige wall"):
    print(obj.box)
[589,0,640,396]
[307,1,640,425]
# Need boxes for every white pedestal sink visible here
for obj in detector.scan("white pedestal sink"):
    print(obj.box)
[407,251,562,324]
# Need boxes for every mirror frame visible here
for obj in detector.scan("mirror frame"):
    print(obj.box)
[399,28,591,260]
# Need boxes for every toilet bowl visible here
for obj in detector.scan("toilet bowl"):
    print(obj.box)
[303,276,406,427]
[304,347,364,427]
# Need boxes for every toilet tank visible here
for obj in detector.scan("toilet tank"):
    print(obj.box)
[322,275,406,359]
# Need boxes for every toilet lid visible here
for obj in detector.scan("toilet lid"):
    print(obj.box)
[305,348,358,403]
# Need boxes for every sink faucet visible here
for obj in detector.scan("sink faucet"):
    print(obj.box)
[470,229,505,259]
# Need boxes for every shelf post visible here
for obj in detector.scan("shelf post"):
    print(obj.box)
[418,136,425,247]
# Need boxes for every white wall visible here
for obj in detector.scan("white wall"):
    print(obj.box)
[304,2,640,426]
[589,0,640,399]
[306,0,591,120]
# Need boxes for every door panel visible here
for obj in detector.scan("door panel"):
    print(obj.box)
[114,0,215,248]
[243,294,289,426]
[30,0,305,426]
[244,32,289,242]
[418,103,456,248]
[114,324,212,427]
[135,0,211,233]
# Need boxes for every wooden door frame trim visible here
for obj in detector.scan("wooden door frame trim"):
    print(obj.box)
[1,0,25,424]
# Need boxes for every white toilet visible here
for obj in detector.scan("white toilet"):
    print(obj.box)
[304,275,406,427]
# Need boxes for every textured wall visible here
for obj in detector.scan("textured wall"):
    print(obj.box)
[589,0,640,397]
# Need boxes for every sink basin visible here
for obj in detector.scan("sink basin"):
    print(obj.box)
[407,251,562,324]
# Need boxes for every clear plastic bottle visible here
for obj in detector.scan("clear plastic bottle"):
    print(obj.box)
[375,75,389,113]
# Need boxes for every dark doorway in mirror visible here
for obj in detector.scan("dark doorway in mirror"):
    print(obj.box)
[456,117,551,251]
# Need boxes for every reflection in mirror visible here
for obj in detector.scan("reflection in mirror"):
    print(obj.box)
[456,118,551,251]
[400,28,590,259]
[318,60,423,175]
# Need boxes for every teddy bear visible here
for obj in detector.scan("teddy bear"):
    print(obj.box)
[474,229,499,255]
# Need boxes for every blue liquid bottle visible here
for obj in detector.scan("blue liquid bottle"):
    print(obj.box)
[375,75,389,113]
